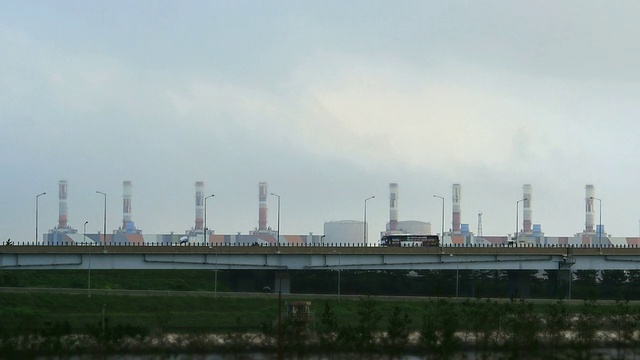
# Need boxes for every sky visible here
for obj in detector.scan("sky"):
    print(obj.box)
[2,1,640,242]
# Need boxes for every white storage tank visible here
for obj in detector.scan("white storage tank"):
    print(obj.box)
[397,220,431,235]
[323,220,365,245]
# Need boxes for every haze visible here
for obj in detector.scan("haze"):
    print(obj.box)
[2,1,639,242]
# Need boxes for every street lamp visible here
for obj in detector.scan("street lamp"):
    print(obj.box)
[96,191,107,252]
[591,197,602,250]
[515,198,527,245]
[364,196,375,246]
[271,193,280,252]
[204,194,215,244]
[36,192,46,245]
[85,221,90,297]
[450,254,459,298]
[214,247,219,298]
[334,250,341,300]
[433,195,445,252]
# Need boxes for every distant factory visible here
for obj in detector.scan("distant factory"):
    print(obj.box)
[325,182,639,247]
[41,180,639,247]
[44,181,322,246]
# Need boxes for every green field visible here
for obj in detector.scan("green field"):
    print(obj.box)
[2,269,640,358]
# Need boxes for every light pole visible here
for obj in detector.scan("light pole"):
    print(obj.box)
[364,196,375,246]
[591,197,602,250]
[214,247,218,298]
[433,195,445,252]
[271,193,280,252]
[204,194,215,244]
[334,250,341,300]
[450,254,459,298]
[85,221,90,297]
[36,192,46,245]
[515,198,527,245]
[96,191,107,252]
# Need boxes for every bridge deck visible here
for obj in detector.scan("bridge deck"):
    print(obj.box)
[2,245,640,271]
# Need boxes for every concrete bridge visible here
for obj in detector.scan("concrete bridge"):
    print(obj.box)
[5,243,640,297]
[2,243,640,271]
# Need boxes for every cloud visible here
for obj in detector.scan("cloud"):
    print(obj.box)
[284,54,564,175]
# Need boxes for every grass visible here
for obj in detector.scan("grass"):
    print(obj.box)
[0,291,393,333]
[0,269,636,335]
[0,291,629,334]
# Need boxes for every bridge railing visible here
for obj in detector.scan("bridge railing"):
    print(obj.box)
[3,240,640,249]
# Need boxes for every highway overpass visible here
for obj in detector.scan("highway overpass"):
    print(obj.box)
[2,243,640,271]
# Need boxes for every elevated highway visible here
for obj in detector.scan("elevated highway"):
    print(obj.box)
[2,244,640,271]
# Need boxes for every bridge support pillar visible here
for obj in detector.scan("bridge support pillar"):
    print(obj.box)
[557,269,573,299]
[507,270,531,299]
[275,271,290,294]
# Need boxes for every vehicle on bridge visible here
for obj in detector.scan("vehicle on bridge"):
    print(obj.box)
[380,234,439,247]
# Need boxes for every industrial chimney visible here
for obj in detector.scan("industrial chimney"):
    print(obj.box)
[122,181,133,231]
[195,181,204,231]
[258,182,268,231]
[585,184,595,233]
[58,180,68,229]
[523,184,532,233]
[389,183,399,231]
[452,184,461,233]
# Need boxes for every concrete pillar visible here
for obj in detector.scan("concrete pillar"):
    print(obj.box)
[275,271,290,294]
[507,270,531,299]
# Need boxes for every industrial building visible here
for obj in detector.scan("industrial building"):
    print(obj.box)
[41,180,639,247]
[44,181,323,246]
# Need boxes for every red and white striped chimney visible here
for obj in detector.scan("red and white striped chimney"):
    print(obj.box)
[58,180,68,228]
[258,182,268,231]
[389,183,399,231]
[452,184,461,233]
[122,180,132,229]
[523,184,532,233]
[585,184,595,233]
[195,181,204,231]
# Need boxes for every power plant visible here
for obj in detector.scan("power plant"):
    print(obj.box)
[43,181,321,246]
[39,180,638,247]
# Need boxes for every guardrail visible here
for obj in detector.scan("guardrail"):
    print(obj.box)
[2,241,640,249]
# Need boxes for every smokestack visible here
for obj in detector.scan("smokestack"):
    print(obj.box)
[585,184,595,232]
[195,181,204,231]
[122,181,132,230]
[258,182,268,231]
[58,180,68,228]
[389,183,398,231]
[523,184,532,233]
[452,184,461,233]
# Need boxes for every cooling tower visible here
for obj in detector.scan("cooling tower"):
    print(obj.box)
[452,184,461,233]
[258,182,268,231]
[585,184,595,233]
[389,183,399,231]
[195,181,204,231]
[523,184,532,233]
[58,180,68,228]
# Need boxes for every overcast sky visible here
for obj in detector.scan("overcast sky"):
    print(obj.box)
[2,1,640,242]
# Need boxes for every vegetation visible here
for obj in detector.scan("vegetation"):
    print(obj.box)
[0,270,640,300]
[1,291,640,358]
[5,267,640,300]
[3,269,640,357]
